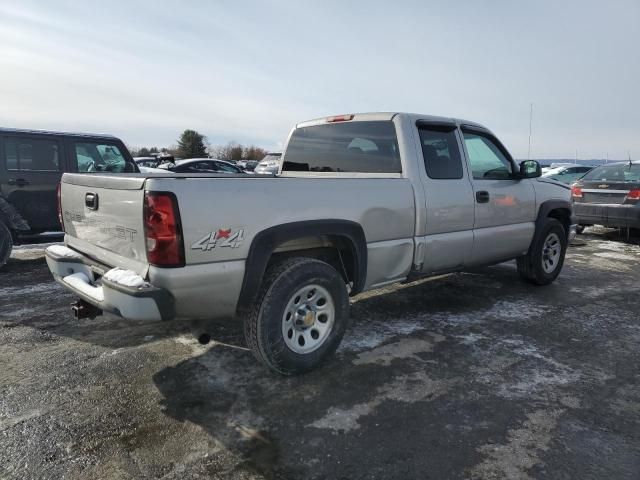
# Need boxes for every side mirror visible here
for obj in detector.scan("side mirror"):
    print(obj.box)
[519,160,541,178]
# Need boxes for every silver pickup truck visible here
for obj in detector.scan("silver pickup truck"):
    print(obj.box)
[46,112,575,374]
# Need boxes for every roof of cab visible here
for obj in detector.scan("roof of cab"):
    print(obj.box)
[0,127,118,139]
[296,112,488,130]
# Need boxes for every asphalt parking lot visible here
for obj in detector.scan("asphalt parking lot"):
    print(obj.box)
[1,229,639,480]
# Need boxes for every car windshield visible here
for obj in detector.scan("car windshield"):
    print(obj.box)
[581,163,640,182]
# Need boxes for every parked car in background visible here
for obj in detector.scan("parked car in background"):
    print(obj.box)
[158,158,244,174]
[571,161,640,232]
[254,152,282,174]
[237,160,259,172]
[46,112,574,374]
[0,128,137,268]
[134,157,160,168]
[542,165,594,184]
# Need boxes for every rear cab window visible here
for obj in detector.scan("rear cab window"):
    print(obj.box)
[282,121,401,174]
[73,141,137,173]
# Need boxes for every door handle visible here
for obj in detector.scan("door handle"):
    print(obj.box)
[85,192,99,210]
[476,191,490,203]
[8,178,30,187]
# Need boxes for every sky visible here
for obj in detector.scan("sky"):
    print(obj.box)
[0,0,638,159]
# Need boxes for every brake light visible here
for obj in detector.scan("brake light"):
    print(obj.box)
[571,185,583,198]
[144,192,184,267]
[327,114,354,123]
[627,188,640,200]
[57,182,64,230]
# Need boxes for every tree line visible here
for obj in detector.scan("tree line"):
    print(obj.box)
[130,129,269,161]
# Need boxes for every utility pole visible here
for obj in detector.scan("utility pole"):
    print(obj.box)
[527,103,533,160]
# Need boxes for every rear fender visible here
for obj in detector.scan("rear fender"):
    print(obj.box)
[236,220,367,313]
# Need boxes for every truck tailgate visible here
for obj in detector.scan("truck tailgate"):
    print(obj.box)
[60,173,149,275]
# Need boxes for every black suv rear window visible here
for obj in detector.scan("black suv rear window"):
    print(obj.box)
[282,121,401,173]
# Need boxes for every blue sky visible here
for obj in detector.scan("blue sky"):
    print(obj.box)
[0,0,638,159]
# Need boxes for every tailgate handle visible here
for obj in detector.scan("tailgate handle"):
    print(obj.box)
[85,192,99,210]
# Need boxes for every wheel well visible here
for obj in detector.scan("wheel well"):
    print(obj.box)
[236,220,367,315]
[267,235,358,288]
[547,208,571,236]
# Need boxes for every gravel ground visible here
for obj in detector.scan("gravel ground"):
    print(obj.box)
[1,228,639,479]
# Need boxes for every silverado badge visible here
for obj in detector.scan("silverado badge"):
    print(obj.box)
[191,227,245,251]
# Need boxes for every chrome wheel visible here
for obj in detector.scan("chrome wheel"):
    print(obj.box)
[282,284,335,354]
[541,232,561,273]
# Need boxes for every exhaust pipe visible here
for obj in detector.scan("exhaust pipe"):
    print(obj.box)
[71,300,102,320]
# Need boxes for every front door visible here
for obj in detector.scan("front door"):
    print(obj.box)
[460,127,536,265]
[0,135,65,231]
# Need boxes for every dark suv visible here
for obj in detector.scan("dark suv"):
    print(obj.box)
[0,128,138,267]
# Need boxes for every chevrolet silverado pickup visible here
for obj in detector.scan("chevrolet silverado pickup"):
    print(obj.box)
[46,112,575,374]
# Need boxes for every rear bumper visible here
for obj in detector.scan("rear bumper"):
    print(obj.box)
[574,203,640,229]
[45,245,174,321]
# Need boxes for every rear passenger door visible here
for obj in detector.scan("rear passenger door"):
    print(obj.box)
[0,134,65,231]
[416,122,475,273]
[460,127,536,265]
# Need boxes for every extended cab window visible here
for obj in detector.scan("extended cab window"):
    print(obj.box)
[463,131,513,180]
[282,121,401,173]
[418,127,463,179]
[74,142,135,173]
[4,137,60,171]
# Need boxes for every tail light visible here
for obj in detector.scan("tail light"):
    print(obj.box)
[327,114,354,123]
[626,188,640,200]
[144,192,184,267]
[57,182,64,230]
[571,185,583,198]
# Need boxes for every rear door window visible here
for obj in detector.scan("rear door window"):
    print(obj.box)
[74,142,135,173]
[282,121,401,173]
[418,127,463,179]
[4,137,60,171]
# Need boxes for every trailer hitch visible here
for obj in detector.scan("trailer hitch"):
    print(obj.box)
[71,300,102,320]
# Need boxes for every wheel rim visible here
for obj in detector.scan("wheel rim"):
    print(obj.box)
[282,284,335,354]
[541,232,561,273]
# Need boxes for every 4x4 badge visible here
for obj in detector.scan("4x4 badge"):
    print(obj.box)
[191,227,245,251]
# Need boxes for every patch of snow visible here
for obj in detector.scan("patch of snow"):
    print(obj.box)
[46,244,82,259]
[103,268,149,288]
[593,251,635,261]
[339,318,427,352]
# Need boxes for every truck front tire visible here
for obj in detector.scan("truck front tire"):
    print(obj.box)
[517,218,567,285]
[0,222,13,268]
[244,257,349,375]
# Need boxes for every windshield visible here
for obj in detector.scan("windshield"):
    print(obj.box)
[581,163,640,182]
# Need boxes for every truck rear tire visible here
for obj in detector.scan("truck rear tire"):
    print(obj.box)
[244,257,349,375]
[0,222,13,268]
[517,218,567,285]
